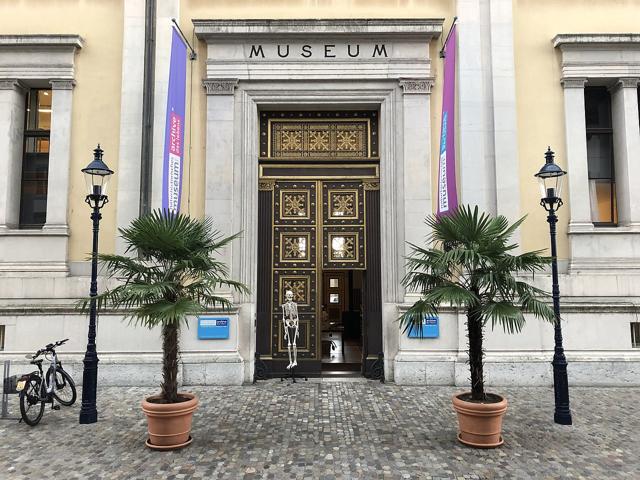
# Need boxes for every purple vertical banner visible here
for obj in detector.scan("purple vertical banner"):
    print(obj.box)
[437,24,458,216]
[162,27,188,213]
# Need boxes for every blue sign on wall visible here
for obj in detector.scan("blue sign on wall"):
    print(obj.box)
[407,316,439,338]
[198,316,230,339]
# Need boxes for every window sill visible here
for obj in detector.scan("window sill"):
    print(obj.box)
[0,226,68,237]
[568,222,640,235]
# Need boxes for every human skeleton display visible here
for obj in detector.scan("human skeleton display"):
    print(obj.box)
[282,290,299,369]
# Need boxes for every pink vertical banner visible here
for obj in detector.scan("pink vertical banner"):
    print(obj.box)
[437,24,458,216]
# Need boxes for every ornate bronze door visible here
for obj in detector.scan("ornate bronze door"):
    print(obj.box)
[255,112,382,378]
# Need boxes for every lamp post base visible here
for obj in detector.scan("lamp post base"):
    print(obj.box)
[79,409,98,424]
[554,411,572,426]
[79,353,99,424]
[552,354,572,426]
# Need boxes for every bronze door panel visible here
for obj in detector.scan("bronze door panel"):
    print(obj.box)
[272,180,319,361]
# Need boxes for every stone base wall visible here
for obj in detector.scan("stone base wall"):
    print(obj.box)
[393,356,640,387]
[0,353,245,387]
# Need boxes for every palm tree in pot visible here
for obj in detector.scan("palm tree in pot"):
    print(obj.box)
[87,209,248,449]
[400,205,555,448]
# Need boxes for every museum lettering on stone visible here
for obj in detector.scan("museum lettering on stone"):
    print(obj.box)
[1,0,639,386]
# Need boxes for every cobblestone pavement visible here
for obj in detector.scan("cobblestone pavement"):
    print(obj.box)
[1,380,638,479]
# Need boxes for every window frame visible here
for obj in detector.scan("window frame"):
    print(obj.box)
[584,86,617,227]
[19,88,52,229]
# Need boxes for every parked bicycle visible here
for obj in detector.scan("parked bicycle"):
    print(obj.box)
[16,339,76,426]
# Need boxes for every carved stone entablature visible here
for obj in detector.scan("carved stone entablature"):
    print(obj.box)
[617,77,640,89]
[194,20,442,81]
[554,34,640,81]
[399,78,434,94]
[258,179,275,191]
[561,77,587,89]
[0,79,25,91]
[203,79,239,95]
[0,35,83,81]
[49,79,76,90]
[363,180,380,191]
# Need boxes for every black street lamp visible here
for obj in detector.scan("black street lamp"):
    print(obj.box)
[535,146,572,426]
[79,145,113,424]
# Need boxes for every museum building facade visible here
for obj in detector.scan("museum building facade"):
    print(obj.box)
[1,0,640,386]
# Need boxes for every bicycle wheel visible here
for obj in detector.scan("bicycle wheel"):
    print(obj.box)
[49,367,76,406]
[19,375,45,426]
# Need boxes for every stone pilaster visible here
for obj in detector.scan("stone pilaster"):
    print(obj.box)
[611,78,640,227]
[561,77,592,232]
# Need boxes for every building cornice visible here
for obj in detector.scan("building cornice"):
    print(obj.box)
[0,34,83,49]
[193,18,443,40]
[553,34,640,49]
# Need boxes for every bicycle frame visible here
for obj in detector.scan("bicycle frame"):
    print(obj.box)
[27,350,61,403]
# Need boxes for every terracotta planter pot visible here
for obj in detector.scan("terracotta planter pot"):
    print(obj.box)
[142,393,199,450]
[452,392,508,448]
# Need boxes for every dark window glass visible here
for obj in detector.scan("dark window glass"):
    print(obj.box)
[19,89,51,228]
[0,324,5,350]
[585,87,617,225]
[632,322,640,348]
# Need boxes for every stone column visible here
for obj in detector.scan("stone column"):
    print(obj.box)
[0,80,26,230]
[115,0,145,254]
[204,79,238,283]
[489,0,520,229]
[399,78,433,300]
[611,78,640,227]
[561,78,592,232]
[456,0,497,214]
[44,79,75,232]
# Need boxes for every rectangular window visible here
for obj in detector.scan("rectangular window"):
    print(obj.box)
[0,325,5,351]
[585,87,617,225]
[19,89,51,228]
[632,322,640,348]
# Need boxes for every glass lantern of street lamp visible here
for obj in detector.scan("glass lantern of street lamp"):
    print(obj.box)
[81,144,114,198]
[534,147,566,206]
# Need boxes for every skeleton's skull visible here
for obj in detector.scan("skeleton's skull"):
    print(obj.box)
[285,290,294,302]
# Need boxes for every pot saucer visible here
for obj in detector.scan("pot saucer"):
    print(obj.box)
[457,433,503,448]
[145,436,193,451]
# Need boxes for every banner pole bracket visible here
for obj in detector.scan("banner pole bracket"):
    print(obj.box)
[439,16,458,59]
[171,18,197,61]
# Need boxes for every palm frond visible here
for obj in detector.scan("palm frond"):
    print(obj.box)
[78,209,249,328]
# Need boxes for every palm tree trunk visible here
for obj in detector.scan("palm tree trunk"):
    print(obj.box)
[467,305,485,401]
[161,321,179,403]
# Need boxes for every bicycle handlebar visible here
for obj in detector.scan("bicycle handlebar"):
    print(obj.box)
[31,338,69,359]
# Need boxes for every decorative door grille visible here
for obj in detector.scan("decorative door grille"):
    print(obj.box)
[268,179,367,361]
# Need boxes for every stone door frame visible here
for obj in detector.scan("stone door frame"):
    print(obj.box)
[196,19,441,382]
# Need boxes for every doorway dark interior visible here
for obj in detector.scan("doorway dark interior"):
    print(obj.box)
[321,270,363,375]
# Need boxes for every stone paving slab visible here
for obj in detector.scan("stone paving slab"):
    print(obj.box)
[0,381,638,479]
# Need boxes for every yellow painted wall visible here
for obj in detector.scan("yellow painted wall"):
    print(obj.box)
[5,0,638,263]
[180,0,456,222]
[513,0,640,259]
[0,0,124,261]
